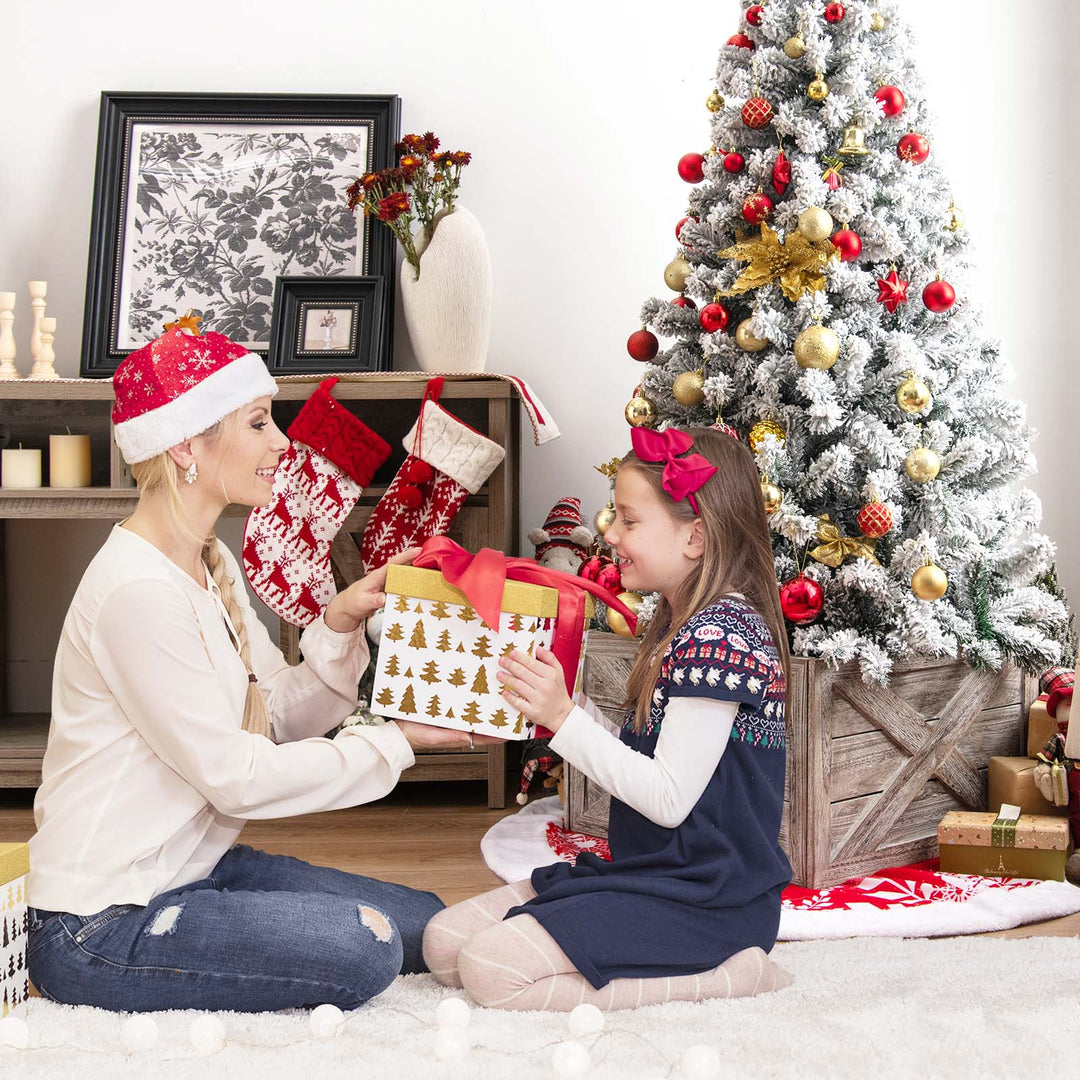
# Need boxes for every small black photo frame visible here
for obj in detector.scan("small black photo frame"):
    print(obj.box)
[267,276,389,374]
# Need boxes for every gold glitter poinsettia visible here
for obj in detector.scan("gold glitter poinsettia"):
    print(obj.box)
[717,223,839,302]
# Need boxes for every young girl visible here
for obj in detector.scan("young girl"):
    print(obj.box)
[27,326,497,1013]
[423,426,793,1010]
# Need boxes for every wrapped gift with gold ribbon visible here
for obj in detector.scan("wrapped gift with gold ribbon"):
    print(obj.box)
[370,537,634,740]
[809,515,879,568]
[988,756,1068,817]
[938,805,1070,881]
[1,842,29,1018]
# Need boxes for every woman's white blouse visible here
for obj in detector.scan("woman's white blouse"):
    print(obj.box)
[29,525,414,916]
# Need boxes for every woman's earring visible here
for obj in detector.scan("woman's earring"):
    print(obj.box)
[184,462,198,485]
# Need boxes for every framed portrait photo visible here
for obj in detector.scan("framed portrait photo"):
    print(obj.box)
[80,91,400,376]
[267,276,388,374]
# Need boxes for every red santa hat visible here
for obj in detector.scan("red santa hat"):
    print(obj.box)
[111,327,279,464]
[528,496,594,561]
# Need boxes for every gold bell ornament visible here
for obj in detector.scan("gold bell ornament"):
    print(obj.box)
[896,372,932,414]
[808,76,830,102]
[797,206,834,242]
[748,418,786,453]
[672,368,706,407]
[607,590,644,638]
[870,11,886,31]
[625,394,658,428]
[736,318,770,352]
[838,122,870,159]
[945,201,965,232]
[761,478,783,514]
[664,257,693,292]
[911,559,948,601]
[783,33,806,58]
[594,502,616,536]
[904,445,941,483]
[706,89,724,112]
[794,322,840,370]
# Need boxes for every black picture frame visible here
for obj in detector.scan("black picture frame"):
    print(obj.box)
[80,91,400,377]
[267,276,388,374]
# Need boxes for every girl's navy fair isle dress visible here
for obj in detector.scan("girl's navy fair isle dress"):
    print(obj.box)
[508,598,791,989]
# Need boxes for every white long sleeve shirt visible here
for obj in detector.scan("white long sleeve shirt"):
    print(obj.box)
[550,695,738,829]
[29,524,415,916]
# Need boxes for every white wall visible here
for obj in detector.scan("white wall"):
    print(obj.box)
[3,0,1078,709]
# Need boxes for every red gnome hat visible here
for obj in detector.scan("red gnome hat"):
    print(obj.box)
[528,496,594,572]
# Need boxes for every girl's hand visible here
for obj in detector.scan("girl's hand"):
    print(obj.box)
[497,647,574,734]
[393,720,505,752]
[323,547,422,633]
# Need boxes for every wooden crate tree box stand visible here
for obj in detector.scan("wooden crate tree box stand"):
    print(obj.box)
[1,842,29,1018]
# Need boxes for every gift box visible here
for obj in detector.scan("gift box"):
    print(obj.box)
[0,843,29,1018]
[938,805,1071,881]
[1027,696,1068,759]
[371,561,597,740]
[988,756,1069,817]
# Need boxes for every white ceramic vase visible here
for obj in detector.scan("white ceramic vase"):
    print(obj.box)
[399,205,492,373]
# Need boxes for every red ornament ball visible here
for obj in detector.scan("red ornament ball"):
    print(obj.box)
[627,329,659,362]
[723,151,746,174]
[677,152,706,183]
[671,296,697,310]
[710,421,740,440]
[897,133,930,164]
[746,4,764,25]
[742,192,774,224]
[579,555,609,582]
[856,501,893,539]
[741,96,774,129]
[780,574,825,625]
[595,563,623,594]
[675,215,699,241]
[831,228,862,262]
[403,458,434,485]
[396,483,424,510]
[922,279,957,313]
[874,85,905,117]
[699,302,730,334]
[727,32,755,49]
[824,2,845,22]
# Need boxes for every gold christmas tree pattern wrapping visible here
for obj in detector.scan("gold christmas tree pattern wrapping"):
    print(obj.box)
[1,843,30,1018]
[717,223,839,302]
[369,565,592,740]
[809,515,879,568]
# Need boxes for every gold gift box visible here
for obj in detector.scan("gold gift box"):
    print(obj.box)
[987,756,1068,817]
[1027,698,1066,758]
[938,808,1070,881]
[1,842,30,1018]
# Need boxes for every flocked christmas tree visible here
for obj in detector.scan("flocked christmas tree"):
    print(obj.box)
[626,0,1070,681]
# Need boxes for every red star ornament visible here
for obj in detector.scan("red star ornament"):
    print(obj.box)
[876,269,909,313]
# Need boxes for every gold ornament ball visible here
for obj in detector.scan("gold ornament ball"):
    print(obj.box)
[736,318,770,352]
[761,481,783,515]
[946,204,965,232]
[783,34,806,58]
[706,89,724,112]
[748,419,786,453]
[905,447,941,483]
[664,256,693,293]
[870,11,886,31]
[794,324,840,369]
[797,206,834,242]
[607,590,644,638]
[594,503,616,536]
[896,374,932,414]
[807,78,830,102]
[672,370,706,407]
[625,395,658,428]
[911,562,948,601]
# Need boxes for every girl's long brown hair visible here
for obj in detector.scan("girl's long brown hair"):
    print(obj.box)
[621,427,790,733]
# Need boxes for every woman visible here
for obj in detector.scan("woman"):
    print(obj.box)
[27,326,490,1013]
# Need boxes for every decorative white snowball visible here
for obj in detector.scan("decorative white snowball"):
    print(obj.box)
[309,1003,345,1039]
[188,1014,226,1054]
[433,1027,471,1062]
[435,997,471,1030]
[121,1014,159,1053]
[567,1002,604,1036]
[677,1043,721,1079]
[551,1040,591,1078]
[366,609,385,644]
[0,1015,29,1050]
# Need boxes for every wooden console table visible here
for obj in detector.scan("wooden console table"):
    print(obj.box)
[0,373,522,807]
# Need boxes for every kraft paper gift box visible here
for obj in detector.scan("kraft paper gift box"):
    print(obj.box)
[370,563,597,740]
[1027,696,1068,759]
[987,756,1069,817]
[938,805,1070,881]
[0,842,29,1018]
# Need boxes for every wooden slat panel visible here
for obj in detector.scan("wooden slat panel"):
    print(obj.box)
[0,714,49,787]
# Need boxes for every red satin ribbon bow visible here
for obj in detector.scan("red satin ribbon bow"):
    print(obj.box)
[412,537,638,700]
[630,427,718,514]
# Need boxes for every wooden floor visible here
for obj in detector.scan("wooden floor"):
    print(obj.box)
[1,783,1078,936]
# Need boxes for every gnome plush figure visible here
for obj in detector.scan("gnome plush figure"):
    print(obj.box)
[528,497,594,575]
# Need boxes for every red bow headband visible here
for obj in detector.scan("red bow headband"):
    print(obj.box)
[630,427,717,515]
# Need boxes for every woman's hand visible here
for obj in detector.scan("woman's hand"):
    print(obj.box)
[323,547,422,633]
[393,720,505,752]
[497,647,574,734]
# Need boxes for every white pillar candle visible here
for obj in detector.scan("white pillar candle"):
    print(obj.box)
[49,434,92,488]
[1,446,42,489]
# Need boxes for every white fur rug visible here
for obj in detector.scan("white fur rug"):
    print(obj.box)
[5,936,1080,1079]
